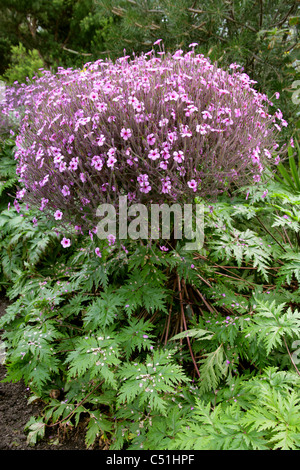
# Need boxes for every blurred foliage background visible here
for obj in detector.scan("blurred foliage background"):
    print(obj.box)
[0,0,299,137]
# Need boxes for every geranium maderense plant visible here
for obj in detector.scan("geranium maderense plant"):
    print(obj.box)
[10,44,286,233]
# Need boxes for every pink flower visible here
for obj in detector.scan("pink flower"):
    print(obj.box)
[61,185,70,197]
[172,49,183,59]
[91,155,104,171]
[107,147,117,160]
[54,154,64,166]
[159,161,168,170]
[69,157,79,171]
[97,102,108,113]
[107,155,117,168]
[185,105,198,117]
[95,247,102,257]
[120,128,132,140]
[177,166,186,176]
[137,174,152,193]
[16,188,26,199]
[14,200,20,213]
[148,148,160,160]
[147,133,156,146]
[161,176,172,194]
[39,198,48,211]
[202,110,212,120]
[180,125,192,138]
[54,210,63,220]
[229,62,241,70]
[89,91,98,100]
[161,149,170,160]
[196,124,208,135]
[264,149,272,159]
[159,245,169,251]
[173,151,185,163]
[167,131,177,143]
[251,150,260,164]
[169,90,179,101]
[187,179,198,192]
[96,134,106,146]
[107,234,116,246]
[61,237,71,248]
[94,159,104,171]
[159,118,169,127]
[80,173,86,183]
[59,161,67,172]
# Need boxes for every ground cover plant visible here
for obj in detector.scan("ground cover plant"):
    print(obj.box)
[0,45,300,450]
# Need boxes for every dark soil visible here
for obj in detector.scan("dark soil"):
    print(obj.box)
[0,291,92,451]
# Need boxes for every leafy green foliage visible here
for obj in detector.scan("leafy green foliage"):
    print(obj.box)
[171,368,300,450]
[198,344,229,395]
[0,137,17,211]
[243,389,300,450]
[65,331,120,387]
[117,349,189,414]
[245,299,300,355]
[2,140,300,449]
[1,43,44,84]
[0,0,111,77]
[83,288,125,330]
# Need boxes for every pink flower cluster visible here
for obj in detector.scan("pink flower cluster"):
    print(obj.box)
[3,46,284,232]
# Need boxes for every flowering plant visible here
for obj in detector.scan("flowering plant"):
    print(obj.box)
[3,45,286,234]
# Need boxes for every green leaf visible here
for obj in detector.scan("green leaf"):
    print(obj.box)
[245,299,300,355]
[117,349,189,414]
[118,317,155,359]
[83,288,125,330]
[198,344,229,394]
[288,155,300,191]
[277,162,297,192]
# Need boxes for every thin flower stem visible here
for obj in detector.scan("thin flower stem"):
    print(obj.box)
[255,216,287,252]
[46,380,104,428]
